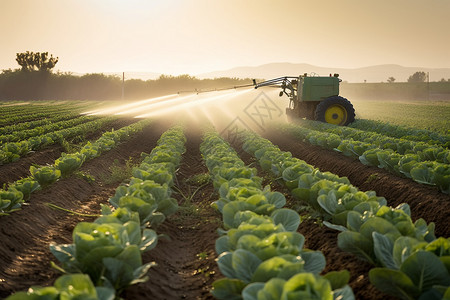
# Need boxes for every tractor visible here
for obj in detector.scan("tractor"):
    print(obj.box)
[253,73,355,126]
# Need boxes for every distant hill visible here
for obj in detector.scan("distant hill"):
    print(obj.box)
[196,63,450,83]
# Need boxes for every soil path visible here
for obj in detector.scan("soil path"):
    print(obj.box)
[263,129,450,237]
[123,128,222,300]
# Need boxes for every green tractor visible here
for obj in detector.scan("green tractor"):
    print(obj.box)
[253,73,355,126]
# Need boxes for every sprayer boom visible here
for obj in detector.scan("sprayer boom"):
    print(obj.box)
[252,76,297,88]
[178,82,254,94]
[253,76,298,98]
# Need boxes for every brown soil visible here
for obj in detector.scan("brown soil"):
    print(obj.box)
[0,119,447,300]
[123,128,222,300]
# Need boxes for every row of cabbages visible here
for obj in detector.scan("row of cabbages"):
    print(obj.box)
[301,118,449,149]
[0,109,88,136]
[6,125,185,299]
[279,121,450,194]
[240,130,450,300]
[0,115,99,144]
[201,130,355,300]
[0,119,152,215]
[0,101,95,127]
[347,119,450,147]
[0,116,115,165]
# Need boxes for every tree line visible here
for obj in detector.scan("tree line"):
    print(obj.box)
[0,51,253,101]
[2,52,449,101]
[387,71,450,83]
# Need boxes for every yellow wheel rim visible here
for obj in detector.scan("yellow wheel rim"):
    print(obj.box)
[324,104,347,125]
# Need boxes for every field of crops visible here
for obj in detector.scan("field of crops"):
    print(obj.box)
[0,99,449,300]
[350,99,450,133]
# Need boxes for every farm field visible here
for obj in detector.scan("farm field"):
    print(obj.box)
[0,97,449,300]
[350,99,450,134]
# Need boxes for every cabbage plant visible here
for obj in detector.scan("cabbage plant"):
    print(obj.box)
[30,165,61,187]
[50,219,156,292]
[6,274,115,300]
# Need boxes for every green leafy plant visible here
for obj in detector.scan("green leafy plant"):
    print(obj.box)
[0,188,24,215]
[30,165,61,188]
[132,162,173,186]
[240,272,354,300]
[369,250,450,300]
[6,274,115,300]
[50,219,156,292]
[55,152,86,177]
[336,204,436,266]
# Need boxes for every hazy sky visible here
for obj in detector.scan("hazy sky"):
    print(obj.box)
[1,0,449,75]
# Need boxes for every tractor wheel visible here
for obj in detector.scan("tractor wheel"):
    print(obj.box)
[314,96,355,126]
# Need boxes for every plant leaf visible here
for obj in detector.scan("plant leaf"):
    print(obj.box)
[401,251,450,292]
[369,268,420,299]
[270,208,301,232]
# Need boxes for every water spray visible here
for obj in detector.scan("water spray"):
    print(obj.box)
[82,94,178,115]
[136,88,253,118]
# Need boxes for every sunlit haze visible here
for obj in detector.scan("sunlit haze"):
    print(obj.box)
[80,87,285,132]
[1,0,449,76]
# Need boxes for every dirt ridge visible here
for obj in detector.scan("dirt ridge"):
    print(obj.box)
[123,129,222,300]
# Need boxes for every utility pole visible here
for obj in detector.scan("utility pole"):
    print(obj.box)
[427,72,430,101]
[122,72,125,100]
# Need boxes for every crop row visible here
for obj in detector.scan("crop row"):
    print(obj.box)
[0,111,84,135]
[0,118,151,215]
[0,116,116,165]
[200,130,355,300]
[295,119,450,161]
[278,122,450,194]
[0,114,100,144]
[0,102,97,126]
[239,130,450,299]
[0,103,73,118]
[350,119,450,147]
[6,125,186,299]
